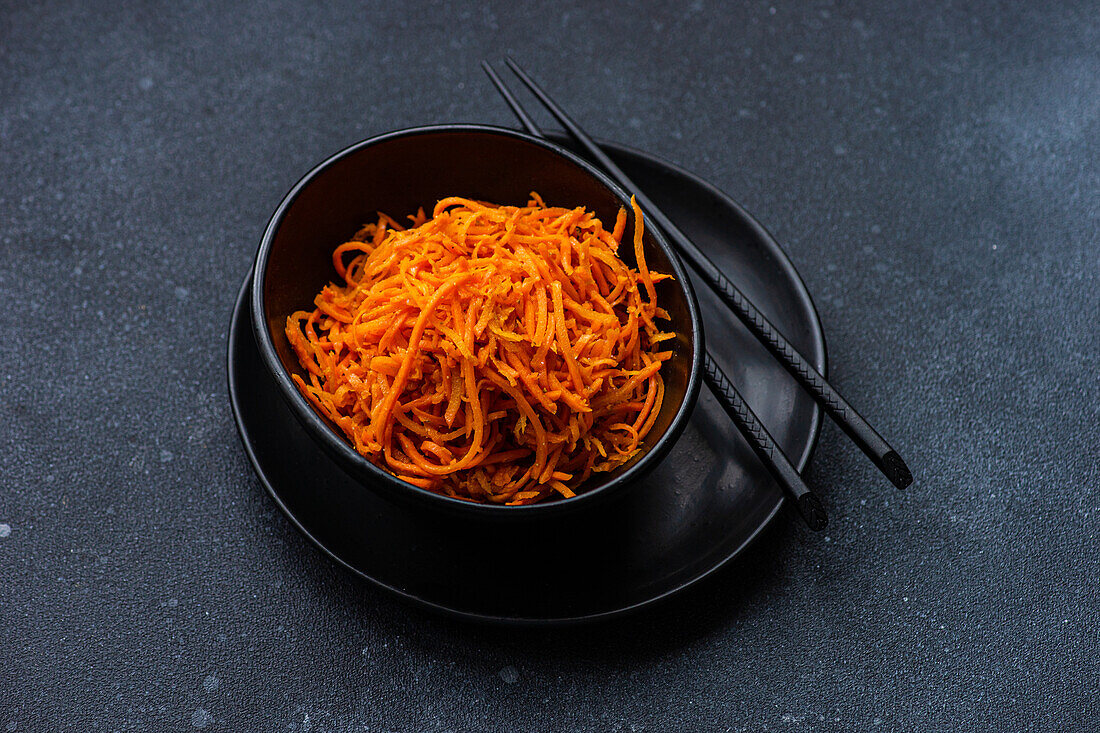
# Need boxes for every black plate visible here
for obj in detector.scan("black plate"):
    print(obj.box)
[227,138,826,624]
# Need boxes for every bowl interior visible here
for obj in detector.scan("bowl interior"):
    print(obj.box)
[257,126,699,504]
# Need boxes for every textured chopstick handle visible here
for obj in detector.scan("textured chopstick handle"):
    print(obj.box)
[500,57,912,491]
[703,355,827,531]
[703,264,912,490]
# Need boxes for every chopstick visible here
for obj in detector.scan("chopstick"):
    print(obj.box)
[498,57,912,492]
[482,61,828,531]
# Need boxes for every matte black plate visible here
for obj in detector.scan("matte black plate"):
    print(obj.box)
[227,139,826,624]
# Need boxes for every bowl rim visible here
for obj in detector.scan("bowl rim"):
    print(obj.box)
[250,123,704,516]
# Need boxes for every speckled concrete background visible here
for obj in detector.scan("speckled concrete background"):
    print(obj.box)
[2,1,1097,731]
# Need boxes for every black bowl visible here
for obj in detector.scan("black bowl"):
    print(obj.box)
[251,124,703,520]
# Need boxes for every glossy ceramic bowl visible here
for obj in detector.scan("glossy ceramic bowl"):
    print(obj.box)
[251,124,703,519]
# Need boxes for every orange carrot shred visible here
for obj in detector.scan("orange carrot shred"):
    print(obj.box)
[285,194,674,503]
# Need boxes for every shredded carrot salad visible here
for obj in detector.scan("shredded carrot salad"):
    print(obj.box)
[285,193,675,504]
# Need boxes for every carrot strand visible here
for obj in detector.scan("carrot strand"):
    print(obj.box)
[285,194,674,503]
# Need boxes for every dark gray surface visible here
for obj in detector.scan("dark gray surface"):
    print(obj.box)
[2,1,1097,730]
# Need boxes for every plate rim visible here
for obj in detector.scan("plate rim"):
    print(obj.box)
[226,138,827,625]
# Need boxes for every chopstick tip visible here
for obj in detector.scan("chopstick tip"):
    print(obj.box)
[798,493,828,531]
[881,451,913,490]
